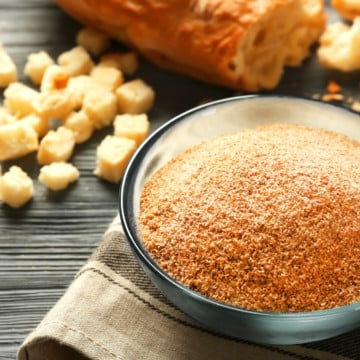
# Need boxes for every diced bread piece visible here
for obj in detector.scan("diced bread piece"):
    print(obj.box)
[90,66,124,92]
[83,88,117,129]
[38,162,79,190]
[99,52,139,75]
[0,42,17,87]
[64,110,93,143]
[4,82,39,117]
[37,127,75,165]
[36,90,75,121]
[76,27,110,55]
[24,51,54,86]
[57,46,94,76]
[40,65,71,92]
[0,166,34,208]
[332,0,360,21]
[65,75,95,110]
[0,122,38,161]
[116,79,155,114]
[94,135,136,183]
[20,114,49,138]
[318,17,360,72]
[114,113,150,146]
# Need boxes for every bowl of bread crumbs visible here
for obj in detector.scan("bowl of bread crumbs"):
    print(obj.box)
[119,95,360,345]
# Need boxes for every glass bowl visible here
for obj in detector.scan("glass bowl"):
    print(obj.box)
[119,95,360,345]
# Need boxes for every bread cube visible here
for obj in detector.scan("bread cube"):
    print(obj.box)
[99,52,139,75]
[65,75,95,110]
[0,107,16,126]
[83,88,117,129]
[20,114,49,138]
[0,42,17,87]
[0,122,38,161]
[0,166,34,208]
[94,135,136,183]
[40,65,71,92]
[38,162,79,191]
[24,50,54,85]
[90,66,124,92]
[4,82,39,117]
[36,91,74,121]
[114,113,150,146]
[116,79,155,114]
[57,46,94,77]
[64,110,93,144]
[37,127,75,165]
[76,27,110,55]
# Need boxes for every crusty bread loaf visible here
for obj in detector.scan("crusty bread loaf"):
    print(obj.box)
[55,0,326,91]
[332,0,360,21]
[139,124,360,312]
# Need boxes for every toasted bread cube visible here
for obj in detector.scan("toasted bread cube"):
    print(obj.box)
[0,166,34,208]
[41,65,71,92]
[38,162,79,191]
[99,52,139,75]
[4,82,39,117]
[0,107,16,126]
[114,113,150,146]
[37,127,75,165]
[64,110,93,144]
[116,79,155,114]
[90,66,124,92]
[318,18,360,72]
[57,46,94,77]
[65,75,95,110]
[24,51,54,86]
[0,43,17,87]
[83,88,117,129]
[36,91,74,121]
[76,27,110,55]
[20,114,49,138]
[94,135,136,183]
[0,122,38,161]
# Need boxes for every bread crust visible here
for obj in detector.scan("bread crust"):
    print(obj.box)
[55,0,326,90]
[332,0,360,21]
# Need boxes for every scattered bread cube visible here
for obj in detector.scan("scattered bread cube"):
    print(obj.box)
[114,113,150,146]
[0,122,38,161]
[99,52,139,75]
[37,127,75,165]
[64,110,93,144]
[116,79,155,114]
[318,17,360,72]
[24,51,54,85]
[65,75,95,110]
[38,162,79,191]
[83,88,117,129]
[0,42,17,87]
[36,90,74,121]
[94,135,136,183]
[90,66,124,92]
[4,82,39,117]
[0,107,16,126]
[0,166,34,208]
[76,27,110,55]
[20,114,49,138]
[40,65,71,92]
[57,46,94,77]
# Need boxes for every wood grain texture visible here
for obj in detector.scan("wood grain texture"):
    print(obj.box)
[0,1,359,359]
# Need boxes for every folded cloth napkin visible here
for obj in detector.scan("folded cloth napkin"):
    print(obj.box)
[18,216,359,360]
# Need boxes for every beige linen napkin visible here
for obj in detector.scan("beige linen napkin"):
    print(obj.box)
[18,216,359,360]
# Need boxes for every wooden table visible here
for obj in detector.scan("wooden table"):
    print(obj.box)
[0,1,359,359]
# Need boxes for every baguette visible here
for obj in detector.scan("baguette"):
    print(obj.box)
[55,0,326,91]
